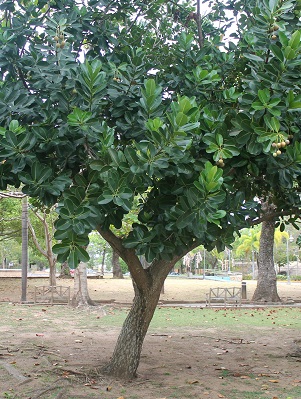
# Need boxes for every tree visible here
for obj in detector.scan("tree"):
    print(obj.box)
[71,262,95,307]
[1,0,301,378]
[235,226,260,278]
[112,249,124,279]
[252,203,281,301]
[28,203,57,285]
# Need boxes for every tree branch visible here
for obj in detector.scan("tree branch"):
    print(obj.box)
[196,0,204,48]
[28,219,47,258]
[249,208,301,226]
[96,226,151,291]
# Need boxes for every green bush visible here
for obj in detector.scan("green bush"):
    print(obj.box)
[242,275,253,280]
[277,274,287,281]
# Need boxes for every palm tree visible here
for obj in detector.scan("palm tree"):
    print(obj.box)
[235,227,260,278]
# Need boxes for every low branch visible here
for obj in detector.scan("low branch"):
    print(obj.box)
[28,219,47,258]
[96,226,150,291]
[249,208,301,226]
[0,192,25,199]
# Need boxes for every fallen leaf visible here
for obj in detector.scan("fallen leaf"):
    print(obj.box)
[218,395,225,398]
[74,340,83,343]
[269,380,279,383]
[187,380,199,384]
[106,386,112,391]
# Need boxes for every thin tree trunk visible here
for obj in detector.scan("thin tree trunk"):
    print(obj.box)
[59,261,72,278]
[71,262,95,307]
[102,279,162,378]
[252,217,281,302]
[112,249,124,279]
[49,258,56,286]
[21,196,28,302]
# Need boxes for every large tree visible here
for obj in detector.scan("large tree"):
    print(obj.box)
[1,0,301,378]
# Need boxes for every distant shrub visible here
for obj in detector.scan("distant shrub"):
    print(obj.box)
[242,275,253,280]
[277,275,287,281]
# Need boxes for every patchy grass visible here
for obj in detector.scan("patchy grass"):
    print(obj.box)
[1,303,301,399]
[1,304,301,332]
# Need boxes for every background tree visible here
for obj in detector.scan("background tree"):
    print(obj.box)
[28,203,57,285]
[235,226,260,278]
[1,0,301,379]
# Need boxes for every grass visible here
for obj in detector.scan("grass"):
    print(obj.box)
[1,304,301,332]
[226,388,301,399]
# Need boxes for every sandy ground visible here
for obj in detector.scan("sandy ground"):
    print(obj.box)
[1,277,301,399]
[0,275,300,304]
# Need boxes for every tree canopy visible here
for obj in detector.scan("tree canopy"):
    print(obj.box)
[1,0,301,268]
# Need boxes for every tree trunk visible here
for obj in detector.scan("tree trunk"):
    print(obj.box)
[103,278,162,378]
[252,218,281,302]
[71,262,95,307]
[21,196,28,302]
[49,258,56,286]
[112,249,124,279]
[59,261,72,278]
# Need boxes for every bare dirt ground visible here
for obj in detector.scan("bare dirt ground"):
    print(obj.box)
[0,277,301,399]
[1,275,301,304]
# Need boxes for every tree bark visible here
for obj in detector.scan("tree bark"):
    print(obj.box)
[28,209,57,286]
[252,216,281,302]
[97,226,200,379]
[112,249,124,279]
[59,261,72,278]
[21,196,28,302]
[71,262,95,307]
[102,275,163,378]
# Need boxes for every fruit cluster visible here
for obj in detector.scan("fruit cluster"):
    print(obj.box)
[54,31,66,50]
[217,158,225,167]
[272,139,290,157]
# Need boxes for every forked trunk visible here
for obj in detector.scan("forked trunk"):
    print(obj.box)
[103,280,162,378]
[112,249,124,279]
[252,219,281,302]
[72,262,95,307]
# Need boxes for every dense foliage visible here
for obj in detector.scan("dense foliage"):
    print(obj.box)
[0,0,301,269]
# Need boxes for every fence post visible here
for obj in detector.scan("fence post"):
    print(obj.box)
[241,281,247,300]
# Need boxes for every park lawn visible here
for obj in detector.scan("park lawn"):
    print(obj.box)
[1,303,301,399]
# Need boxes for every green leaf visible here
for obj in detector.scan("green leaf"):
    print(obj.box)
[270,44,284,62]
[243,53,264,62]
[284,46,296,60]
[53,243,70,255]
[75,246,90,262]
[288,30,301,50]
[258,89,270,105]
[175,112,188,127]
[176,210,196,229]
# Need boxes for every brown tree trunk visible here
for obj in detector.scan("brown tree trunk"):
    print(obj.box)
[102,278,163,378]
[112,249,124,279]
[252,217,281,302]
[59,261,72,278]
[49,258,56,286]
[71,262,95,307]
